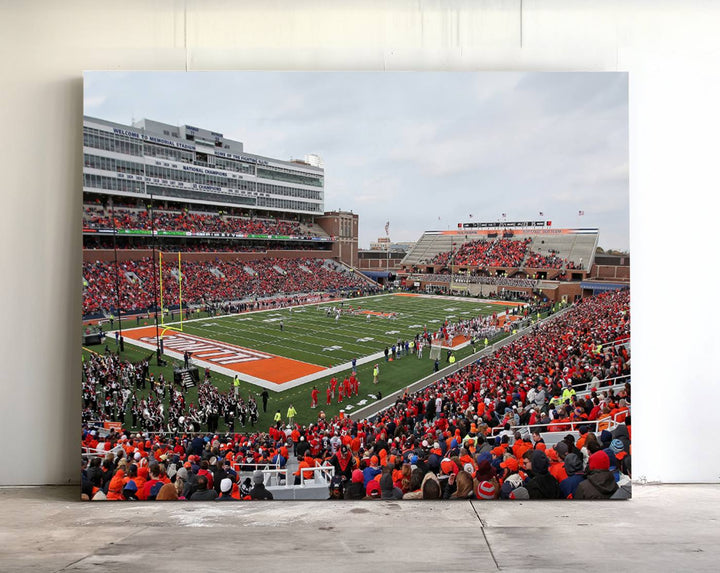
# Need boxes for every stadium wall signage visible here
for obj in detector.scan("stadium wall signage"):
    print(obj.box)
[81,228,333,241]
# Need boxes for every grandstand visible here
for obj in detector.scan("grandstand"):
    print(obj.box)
[81,118,630,503]
[401,228,598,273]
[397,224,601,304]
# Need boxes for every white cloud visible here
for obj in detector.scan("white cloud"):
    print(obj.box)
[85,71,628,251]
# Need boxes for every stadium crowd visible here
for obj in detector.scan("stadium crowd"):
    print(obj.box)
[82,257,373,315]
[82,289,630,501]
[83,237,328,253]
[525,252,578,270]
[83,205,320,238]
[430,238,579,271]
[432,238,532,268]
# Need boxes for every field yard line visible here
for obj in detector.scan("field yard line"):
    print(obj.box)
[115,294,347,335]
[195,312,421,352]
[117,291,488,391]
[186,322,353,364]
[190,317,388,357]
[185,297,494,361]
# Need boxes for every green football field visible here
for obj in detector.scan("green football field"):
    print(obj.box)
[167,293,509,367]
[83,293,519,429]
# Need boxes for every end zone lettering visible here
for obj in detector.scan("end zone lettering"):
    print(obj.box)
[138,333,271,365]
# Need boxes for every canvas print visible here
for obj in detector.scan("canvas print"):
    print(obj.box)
[81,72,630,502]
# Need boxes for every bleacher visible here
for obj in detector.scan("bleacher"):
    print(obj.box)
[526,233,598,272]
[402,229,598,272]
[401,234,458,266]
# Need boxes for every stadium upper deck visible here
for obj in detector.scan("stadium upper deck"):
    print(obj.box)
[83,116,325,215]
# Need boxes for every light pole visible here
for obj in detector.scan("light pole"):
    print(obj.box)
[109,198,123,348]
[450,241,456,293]
[149,193,162,365]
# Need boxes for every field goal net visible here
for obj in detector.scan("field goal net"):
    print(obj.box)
[429,344,443,361]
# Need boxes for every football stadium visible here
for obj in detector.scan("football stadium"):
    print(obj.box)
[81,115,630,501]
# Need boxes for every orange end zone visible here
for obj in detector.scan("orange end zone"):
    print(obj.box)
[122,326,326,385]
[393,293,421,297]
[232,357,326,384]
[498,314,524,327]
[441,335,469,348]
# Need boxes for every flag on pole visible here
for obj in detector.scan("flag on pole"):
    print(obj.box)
[578,210,584,216]
[385,221,390,236]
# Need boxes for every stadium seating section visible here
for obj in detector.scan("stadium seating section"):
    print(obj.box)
[83,257,369,315]
[402,232,596,271]
[83,205,328,239]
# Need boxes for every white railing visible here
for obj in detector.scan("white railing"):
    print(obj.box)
[487,409,629,439]
[251,464,335,488]
[232,462,281,475]
[573,374,631,397]
[81,444,125,458]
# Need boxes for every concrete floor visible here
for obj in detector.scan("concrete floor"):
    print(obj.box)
[0,485,718,572]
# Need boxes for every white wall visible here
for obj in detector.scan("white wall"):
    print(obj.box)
[1,0,718,485]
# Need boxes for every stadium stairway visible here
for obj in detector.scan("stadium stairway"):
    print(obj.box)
[180,370,196,390]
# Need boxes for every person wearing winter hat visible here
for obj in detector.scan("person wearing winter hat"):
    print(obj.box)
[559,453,585,499]
[362,455,382,487]
[106,468,126,501]
[344,469,366,500]
[327,475,345,500]
[364,479,382,499]
[574,451,618,500]
[509,486,530,500]
[217,477,237,501]
[610,439,624,455]
[611,426,632,477]
[249,470,273,500]
[599,429,613,448]
[189,474,218,501]
[499,457,524,499]
[472,459,499,499]
[122,479,139,501]
[524,450,562,499]
[440,458,458,477]
[475,479,498,500]
[380,469,403,500]
[329,444,356,482]
[549,443,569,483]
[476,460,497,482]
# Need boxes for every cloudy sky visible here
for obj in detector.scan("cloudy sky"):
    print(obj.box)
[85,72,628,251]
